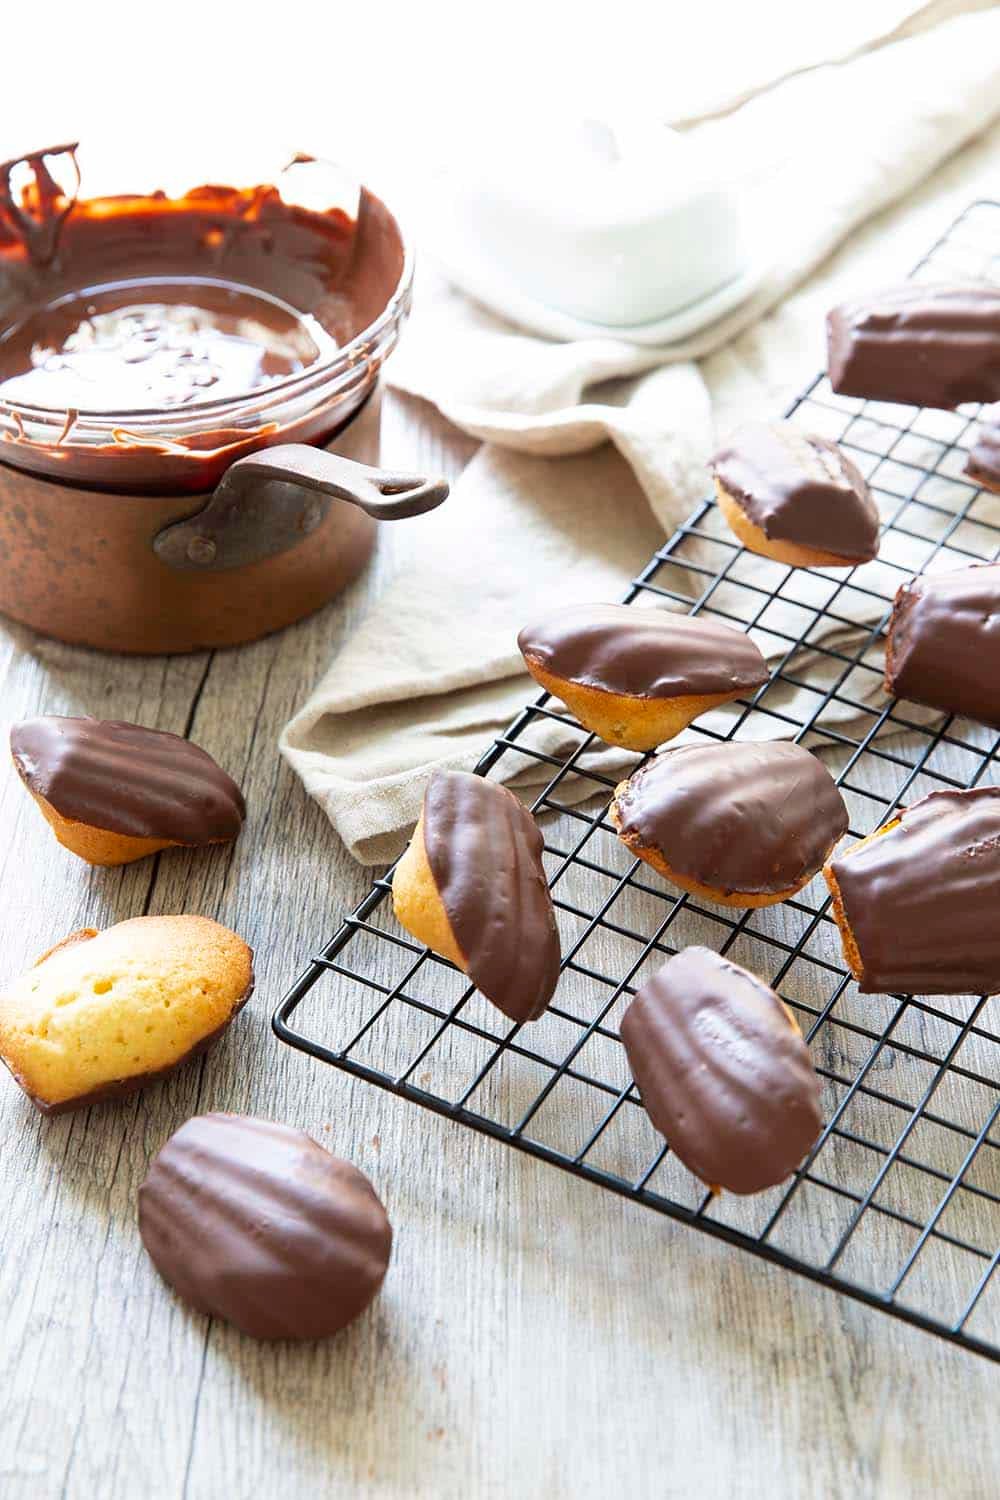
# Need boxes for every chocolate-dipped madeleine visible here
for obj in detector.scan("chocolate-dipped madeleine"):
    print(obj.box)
[392,771,560,1023]
[10,716,245,866]
[824,788,1000,995]
[710,422,879,568]
[620,947,822,1194]
[611,741,848,907]
[827,283,1000,410]
[139,1114,392,1339]
[965,407,1000,492]
[0,916,253,1114]
[885,564,1000,729]
[517,603,768,751]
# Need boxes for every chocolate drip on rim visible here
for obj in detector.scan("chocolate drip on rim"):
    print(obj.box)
[0,143,80,267]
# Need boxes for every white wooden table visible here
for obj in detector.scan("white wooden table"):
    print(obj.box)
[1,383,998,1500]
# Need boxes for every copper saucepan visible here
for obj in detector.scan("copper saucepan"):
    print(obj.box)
[0,142,446,653]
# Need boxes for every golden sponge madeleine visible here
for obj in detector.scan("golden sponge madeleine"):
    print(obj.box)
[611,741,848,908]
[393,770,560,1024]
[710,422,879,568]
[0,915,253,1113]
[10,716,245,867]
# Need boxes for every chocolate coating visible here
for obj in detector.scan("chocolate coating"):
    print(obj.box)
[11,716,245,842]
[422,771,560,1023]
[827,283,1000,410]
[710,422,879,561]
[965,408,1000,491]
[885,564,1000,729]
[827,788,1000,995]
[138,1114,392,1340]
[614,741,848,896]
[620,947,822,1194]
[517,603,768,699]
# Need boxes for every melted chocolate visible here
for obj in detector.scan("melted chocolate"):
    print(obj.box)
[614,741,848,896]
[710,422,879,561]
[0,144,405,488]
[517,603,768,699]
[11,716,245,842]
[1,279,337,412]
[965,407,1000,491]
[421,771,560,1023]
[827,283,1000,410]
[620,947,822,1194]
[885,564,1000,729]
[0,143,78,266]
[138,1114,392,1339]
[827,788,1000,995]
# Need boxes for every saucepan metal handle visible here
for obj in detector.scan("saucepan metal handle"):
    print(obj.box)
[216,444,450,521]
[152,445,449,573]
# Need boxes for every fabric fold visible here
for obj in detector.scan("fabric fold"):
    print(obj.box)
[281,8,1000,865]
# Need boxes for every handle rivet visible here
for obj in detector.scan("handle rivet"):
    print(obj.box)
[186,535,217,566]
[300,499,323,534]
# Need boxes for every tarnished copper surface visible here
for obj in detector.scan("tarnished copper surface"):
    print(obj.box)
[0,144,410,652]
[0,387,381,652]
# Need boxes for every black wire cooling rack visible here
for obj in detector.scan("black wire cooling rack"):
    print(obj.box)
[275,201,1000,1363]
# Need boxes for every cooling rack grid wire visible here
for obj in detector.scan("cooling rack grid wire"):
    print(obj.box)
[275,201,1000,1362]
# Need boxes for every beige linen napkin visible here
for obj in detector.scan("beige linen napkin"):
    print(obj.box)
[282,8,1000,866]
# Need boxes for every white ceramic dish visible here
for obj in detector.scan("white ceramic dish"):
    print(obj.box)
[425,227,766,346]
[421,116,764,344]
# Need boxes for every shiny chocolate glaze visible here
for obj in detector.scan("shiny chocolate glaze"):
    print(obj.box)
[885,564,1000,729]
[620,947,822,1194]
[965,408,1000,491]
[614,741,848,896]
[517,603,768,699]
[711,422,879,561]
[827,283,1000,410]
[421,771,560,1023]
[828,788,1000,995]
[0,144,405,489]
[138,1114,392,1339]
[11,716,245,842]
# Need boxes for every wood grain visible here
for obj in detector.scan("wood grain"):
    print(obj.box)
[0,389,998,1500]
